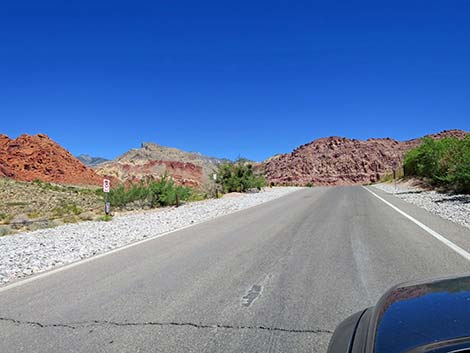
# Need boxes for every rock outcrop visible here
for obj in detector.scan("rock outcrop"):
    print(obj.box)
[265,129,469,186]
[97,159,203,188]
[0,134,102,185]
[95,142,227,188]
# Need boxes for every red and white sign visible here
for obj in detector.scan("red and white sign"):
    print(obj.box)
[103,179,110,193]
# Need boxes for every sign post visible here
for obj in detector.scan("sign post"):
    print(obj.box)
[392,162,397,194]
[213,173,218,198]
[103,178,111,215]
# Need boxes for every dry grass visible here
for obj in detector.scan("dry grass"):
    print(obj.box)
[0,178,105,235]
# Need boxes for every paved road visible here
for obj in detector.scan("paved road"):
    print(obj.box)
[1,186,470,353]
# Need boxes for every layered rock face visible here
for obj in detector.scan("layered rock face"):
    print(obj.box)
[97,159,203,187]
[0,134,102,185]
[95,142,227,188]
[265,130,469,186]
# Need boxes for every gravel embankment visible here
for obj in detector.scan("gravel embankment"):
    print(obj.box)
[0,187,302,285]
[373,182,470,230]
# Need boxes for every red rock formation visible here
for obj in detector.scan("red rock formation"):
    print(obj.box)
[95,142,225,188]
[265,129,469,186]
[0,133,103,185]
[97,159,203,187]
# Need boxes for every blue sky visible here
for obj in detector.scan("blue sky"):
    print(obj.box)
[1,1,469,161]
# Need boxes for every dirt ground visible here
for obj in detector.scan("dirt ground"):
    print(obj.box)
[0,178,105,235]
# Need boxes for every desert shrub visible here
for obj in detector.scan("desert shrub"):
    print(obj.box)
[97,214,113,222]
[33,179,65,192]
[216,162,265,193]
[187,192,207,202]
[33,179,97,195]
[147,175,190,207]
[0,226,12,236]
[52,203,82,217]
[6,202,28,207]
[107,175,193,208]
[441,137,470,193]
[62,215,79,223]
[0,213,13,224]
[379,174,393,183]
[403,136,470,193]
[27,211,42,219]
[107,183,149,207]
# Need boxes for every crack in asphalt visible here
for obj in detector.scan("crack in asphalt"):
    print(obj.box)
[0,317,332,335]
[0,317,76,330]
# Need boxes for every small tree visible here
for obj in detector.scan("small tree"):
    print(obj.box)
[216,162,265,193]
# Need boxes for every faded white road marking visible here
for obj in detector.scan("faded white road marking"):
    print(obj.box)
[363,186,470,262]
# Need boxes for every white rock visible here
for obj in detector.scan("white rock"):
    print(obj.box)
[0,187,301,285]
[373,183,470,230]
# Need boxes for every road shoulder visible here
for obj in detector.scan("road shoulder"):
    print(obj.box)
[363,186,470,262]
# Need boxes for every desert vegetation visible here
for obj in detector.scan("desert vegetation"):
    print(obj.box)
[0,175,202,235]
[104,175,197,208]
[0,178,103,235]
[403,137,470,193]
[216,161,266,193]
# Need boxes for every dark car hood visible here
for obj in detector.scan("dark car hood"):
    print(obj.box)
[369,275,470,353]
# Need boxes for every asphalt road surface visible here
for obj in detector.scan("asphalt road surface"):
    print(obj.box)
[1,186,470,353]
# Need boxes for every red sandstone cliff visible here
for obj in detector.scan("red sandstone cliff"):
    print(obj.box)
[0,133,102,185]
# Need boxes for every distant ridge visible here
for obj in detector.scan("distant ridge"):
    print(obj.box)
[76,154,109,167]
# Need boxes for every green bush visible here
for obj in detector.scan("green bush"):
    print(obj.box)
[107,182,149,208]
[147,175,191,207]
[52,203,82,217]
[403,136,470,193]
[0,213,13,224]
[107,175,194,208]
[216,161,265,193]
[97,215,113,222]
[305,182,314,187]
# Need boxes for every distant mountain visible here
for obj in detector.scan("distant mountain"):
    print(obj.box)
[265,129,470,186]
[0,134,102,185]
[95,142,229,188]
[76,154,109,167]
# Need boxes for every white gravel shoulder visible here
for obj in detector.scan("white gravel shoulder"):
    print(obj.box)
[373,182,470,230]
[0,187,302,285]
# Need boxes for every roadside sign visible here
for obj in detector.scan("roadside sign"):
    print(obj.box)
[103,179,110,193]
[213,173,217,181]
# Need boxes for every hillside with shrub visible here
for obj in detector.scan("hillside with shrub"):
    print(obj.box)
[0,178,104,235]
[265,129,469,186]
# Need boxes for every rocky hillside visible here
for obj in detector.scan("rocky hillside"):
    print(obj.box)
[265,129,469,186]
[76,154,109,167]
[95,142,228,188]
[0,178,104,235]
[0,134,102,185]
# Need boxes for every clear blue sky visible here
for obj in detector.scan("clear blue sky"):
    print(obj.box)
[1,1,469,161]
